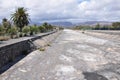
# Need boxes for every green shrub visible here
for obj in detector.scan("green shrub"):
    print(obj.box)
[42,23,54,32]
[8,27,18,38]
[39,26,46,33]
[30,26,39,35]
[39,48,45,51]
[34,26,39,34]
[22,26,30,36]
[0,26,5,36]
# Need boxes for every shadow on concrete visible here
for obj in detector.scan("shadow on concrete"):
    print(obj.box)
[0,55,26,74]
[83,72,108,80]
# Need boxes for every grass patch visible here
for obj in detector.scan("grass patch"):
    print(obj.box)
[47,43,51,46]
[39,48,45,51]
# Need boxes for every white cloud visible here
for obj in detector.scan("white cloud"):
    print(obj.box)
[78,0,120,21]
[0,0,120,23]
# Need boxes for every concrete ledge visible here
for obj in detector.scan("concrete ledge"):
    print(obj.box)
[86,30,120,35]
[85,30,120,43]
[0,31,57,69]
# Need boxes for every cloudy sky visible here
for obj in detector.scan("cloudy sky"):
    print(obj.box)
[0,0,120,23]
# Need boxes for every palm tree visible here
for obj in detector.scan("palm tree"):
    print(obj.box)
[11,7,29,32]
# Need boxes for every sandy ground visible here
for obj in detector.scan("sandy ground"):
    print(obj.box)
[0,29,120,80]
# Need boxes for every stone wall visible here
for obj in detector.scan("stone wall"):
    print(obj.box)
[0,31,57,69]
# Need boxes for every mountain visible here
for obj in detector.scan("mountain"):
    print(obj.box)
[30,21,113,27]
[76,21,112,26]
[49,21,112,27]
[49,22,74,27]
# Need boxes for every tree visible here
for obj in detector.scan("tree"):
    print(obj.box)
[2,18,11,32]
[112,22,120,30]
[11,7,29,32]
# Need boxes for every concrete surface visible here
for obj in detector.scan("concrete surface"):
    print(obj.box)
[0,31,57,70]
[0,29,120,80]
[0,31,56,47]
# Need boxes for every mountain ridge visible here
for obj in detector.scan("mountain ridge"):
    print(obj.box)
[31,21,113,27]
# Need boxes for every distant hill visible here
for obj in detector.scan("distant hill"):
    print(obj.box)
[30,21,74,27]
[49,22,74,27]
[76,21,112,26]
[30,21,113,27]
[49,21,112,27]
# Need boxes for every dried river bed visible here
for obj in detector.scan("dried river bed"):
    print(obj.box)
[0,29,120,80]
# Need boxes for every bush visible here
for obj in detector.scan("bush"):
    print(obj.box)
[0,26,10,41]
[0,26,5,36]
[39,48,45,51]
[30,26,39,35]
[8,27,18,38]
[59,27,64,30]
[22,26,30,36]
[39,26,46,33]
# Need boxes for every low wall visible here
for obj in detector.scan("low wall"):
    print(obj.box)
[0,31,57,69]
[85,30,120,42]
[86,30,120,35]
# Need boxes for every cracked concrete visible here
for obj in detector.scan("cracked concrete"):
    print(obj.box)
[0,29,120,80]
